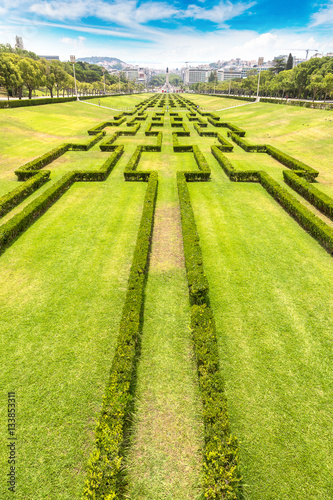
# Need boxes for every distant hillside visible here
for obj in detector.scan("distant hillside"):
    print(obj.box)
[77,57,127,70]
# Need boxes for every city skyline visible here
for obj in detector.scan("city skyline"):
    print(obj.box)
[0,0,332,68]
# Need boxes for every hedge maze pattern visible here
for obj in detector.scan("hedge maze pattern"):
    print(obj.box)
[2,93,333,499]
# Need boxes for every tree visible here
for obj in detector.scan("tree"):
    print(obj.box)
[0,53,22,99]
[19,58,45,99]
[286,53,293,71]
[322,73,333,101]
[208,70,216,83]
[272,57,286,74]
[307,72,324,101]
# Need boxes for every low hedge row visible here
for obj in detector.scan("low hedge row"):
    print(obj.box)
[227,132,266,152]
[142,132,162,152]
[266,145,318,181]
[216,135,234,151]
[284,170,333,220]
[194,122,215,137]
[260,97,333,110]
[67,131,105,151]
[15,143,70,180]
[211,146,259,182]
[259,171,333,254]
[177,172,242,498]
[145,122,163,134]
[73,146,124,181]
[177,172,209,303]
[0,171,50,218]
[207,119,246,136]
[83,171,158,499]
[193,145,210,174]
[172,133,193,152]
[100,125,140,150]
[0,172,76,252]
[88,118,126,134]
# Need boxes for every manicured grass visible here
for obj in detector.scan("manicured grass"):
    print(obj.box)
[0,152,146,499]
[2,93,333,499]
[188,121,333,498]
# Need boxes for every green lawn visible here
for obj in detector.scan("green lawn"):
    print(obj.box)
[1,94,333,499]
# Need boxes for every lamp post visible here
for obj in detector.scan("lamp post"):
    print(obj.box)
[102,67,106,94]
[256,57,264,101]
[70,55,78,100]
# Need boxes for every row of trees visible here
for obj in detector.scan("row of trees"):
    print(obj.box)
[0,44,137,99]
[192,56,333,101]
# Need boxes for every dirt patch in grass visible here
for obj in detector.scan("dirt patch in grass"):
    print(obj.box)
[150,203,185,271]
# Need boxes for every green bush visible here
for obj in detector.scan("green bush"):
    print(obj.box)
[0,172,50,217]
[227,132,266,152]
[259,171,333,253]
[68,132,105,151]
[83,171,158,499]
[74,146,124,181]
[266,145,318,181]
[284,170,333,220]
[177,172,209,304]
[211,146,259,182]
[15,143,70,180]
[177,172,242,498]
[207,119,246,136]
[0,172,76,252]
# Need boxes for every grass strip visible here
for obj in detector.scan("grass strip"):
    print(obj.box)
[83,171,158,499]
[177,171,242,499]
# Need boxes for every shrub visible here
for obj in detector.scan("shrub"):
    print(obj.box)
[0,172,50,217]
[211,146,259,182]
[266,145,318,181]
[83,171,158,499]
[0,172,76,252]
[227,132,266,152]
[259,171,333,253]
[284,170,333,220]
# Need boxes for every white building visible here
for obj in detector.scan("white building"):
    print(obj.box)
[183,67,210,85]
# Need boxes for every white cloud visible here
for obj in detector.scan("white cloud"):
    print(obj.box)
[184,1,256,25]
[30,1,91,21]
[310,2,333,26]
[28,0,255,27]
[61,36,86,47]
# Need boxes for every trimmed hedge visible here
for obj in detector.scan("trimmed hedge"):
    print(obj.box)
[172,133,193,152]
[284,170,333,220]
[211,146,259,182]
[177,172,209,304]
[15,143,70,180]
[68,131,105,151]
[83,171,158,499]
[266,145,318,181]
[259,171,333,253]
[177,172,242,498]
[0,172,76,252]
[227,132,266,152]
[0,171,50,218]
[207,119,246,136]
[74,146,124,181]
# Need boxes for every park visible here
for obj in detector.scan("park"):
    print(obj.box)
[0,92,333,499]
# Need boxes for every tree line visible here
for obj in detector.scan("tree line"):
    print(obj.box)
[0,44,139,99]
[191,56,333,101]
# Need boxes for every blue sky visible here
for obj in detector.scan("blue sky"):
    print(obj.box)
[0,0,332,67]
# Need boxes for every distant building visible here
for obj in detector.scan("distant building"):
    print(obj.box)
[15,36,24,50]
[217,69,242,81]
[39,55,60,61]
[124,67,148,85]
[183,67,209,85]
